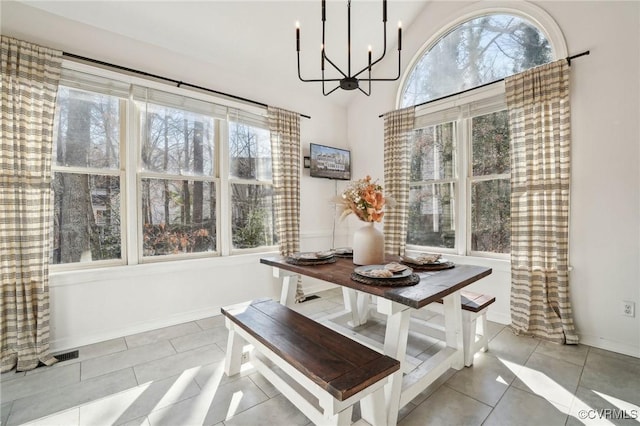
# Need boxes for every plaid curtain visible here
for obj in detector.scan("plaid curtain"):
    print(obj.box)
[506,59,578,344]
[268,107,305,302]
[383,107,415,255]
[1,36,62,372]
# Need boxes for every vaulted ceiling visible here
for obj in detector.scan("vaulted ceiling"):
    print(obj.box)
[17,0,428,106]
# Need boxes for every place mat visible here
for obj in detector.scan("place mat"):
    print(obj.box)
[333,253,353,258]
[286,257,337,266]
[350,272,421,287]
[400,261,455,271]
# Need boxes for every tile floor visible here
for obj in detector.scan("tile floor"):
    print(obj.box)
[2,288,639,426]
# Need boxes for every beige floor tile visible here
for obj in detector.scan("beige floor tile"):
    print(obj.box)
[512,351,583,407]
[223,394,310,426]
[580,350,640,406]
[446,352,517,407]
[483,386,569,426]
[126,322,202,348]
[399,385,492,426]
[82,340,176,381]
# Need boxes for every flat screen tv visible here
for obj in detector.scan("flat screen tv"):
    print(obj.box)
[309,143,351,180]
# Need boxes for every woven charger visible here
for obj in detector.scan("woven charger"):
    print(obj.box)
[350,272,421,287]
[285,257,337,266]
[400,261,455,271]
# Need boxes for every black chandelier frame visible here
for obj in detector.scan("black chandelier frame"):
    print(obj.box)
[296,0,402,96]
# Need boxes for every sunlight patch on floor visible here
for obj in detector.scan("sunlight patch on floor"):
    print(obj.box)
[499,358,574,413]
[73,381,151,425]
[593,390,640,419]
[226,391,244,420]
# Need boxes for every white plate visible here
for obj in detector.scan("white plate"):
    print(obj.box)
[401,255,448,266]
[291,251,334,260]
[354,264,413,279]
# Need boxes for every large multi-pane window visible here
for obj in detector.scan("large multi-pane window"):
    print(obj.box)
[402,12,553,257]
[51,65,276,268]
[407,101,511,256]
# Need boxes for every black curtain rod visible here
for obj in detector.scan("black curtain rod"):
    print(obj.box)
[63,51,312,119]
[379,50,590,118]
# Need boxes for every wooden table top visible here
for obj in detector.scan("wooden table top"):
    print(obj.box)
[261,256,492,309]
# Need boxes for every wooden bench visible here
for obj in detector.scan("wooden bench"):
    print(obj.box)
[420,290,495,367]
[222,298,400,426]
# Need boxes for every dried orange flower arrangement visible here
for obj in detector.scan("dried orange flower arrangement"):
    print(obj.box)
[336,175,392,222]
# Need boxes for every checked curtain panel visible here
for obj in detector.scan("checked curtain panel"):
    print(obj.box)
[506,59,578,344]
[1,36,62,372]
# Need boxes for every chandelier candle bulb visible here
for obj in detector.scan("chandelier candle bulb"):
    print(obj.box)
[398,22,402,50]
[383,0,387,22]
[296,22,300,51]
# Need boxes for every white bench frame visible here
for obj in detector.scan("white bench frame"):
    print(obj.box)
[412,302,490,367]
[224,316,392,426]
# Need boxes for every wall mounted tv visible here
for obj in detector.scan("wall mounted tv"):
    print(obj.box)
[309,143,351,180]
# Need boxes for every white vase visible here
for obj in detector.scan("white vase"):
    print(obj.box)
[352,222,385,265]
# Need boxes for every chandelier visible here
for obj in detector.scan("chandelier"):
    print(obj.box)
[296,0,402,96]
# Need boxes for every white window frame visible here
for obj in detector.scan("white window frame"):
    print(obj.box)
[50,60,273,271]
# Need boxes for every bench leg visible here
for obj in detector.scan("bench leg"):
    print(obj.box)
[479,313,489,353]
[462,310,490,366]
[462,312,476,367]
[224,325,245,376]
[360,386,387,426]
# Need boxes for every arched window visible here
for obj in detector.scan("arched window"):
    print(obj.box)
[400,7,566,257]
[401,13,554,107]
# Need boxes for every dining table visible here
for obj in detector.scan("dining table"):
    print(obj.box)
[261,254,492,425]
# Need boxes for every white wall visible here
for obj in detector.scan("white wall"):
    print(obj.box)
[2,1,347,351]
[347,1,640,357]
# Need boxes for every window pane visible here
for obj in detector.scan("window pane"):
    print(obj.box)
[54,87,121,169]
[141,179,216,256]
[471,179,510,253]
[52,173,121,264]
[410,123,456,181]
[140,103,216,176]
[407,183,455,248]
[229,122,272,180]
[401,14,552,107]
[472,110,510,176]
[231,184,276,249]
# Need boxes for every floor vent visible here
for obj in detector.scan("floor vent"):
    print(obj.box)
[53,350,79,363]
[299,295,320,303]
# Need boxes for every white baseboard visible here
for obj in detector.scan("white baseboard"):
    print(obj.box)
[50,306,224,353]
[579,334,640,358]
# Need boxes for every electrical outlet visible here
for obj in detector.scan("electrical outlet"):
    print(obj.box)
[622,301,635,317]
